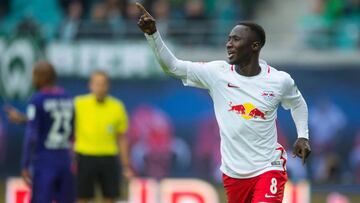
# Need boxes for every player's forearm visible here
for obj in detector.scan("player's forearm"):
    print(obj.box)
[21,131,36,169]
[118,135,130,167]
[21,143,31,169]
[290,96,309,139]
[145,31,187,78]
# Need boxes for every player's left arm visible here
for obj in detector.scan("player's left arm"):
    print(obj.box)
[21,100,40,185]
[118,132,133,178]
[116,103,133,179]
[281,75,311,165]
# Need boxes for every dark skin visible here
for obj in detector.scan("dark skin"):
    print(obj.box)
[226,25,261,77]
[31,61,57,90]
[136,2,311,165]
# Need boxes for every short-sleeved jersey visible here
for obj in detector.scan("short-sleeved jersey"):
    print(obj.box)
[23,87,74,169]
[74,94,128,155]
[182,60,303,178]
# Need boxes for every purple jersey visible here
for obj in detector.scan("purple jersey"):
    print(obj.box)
[22,87,74,169]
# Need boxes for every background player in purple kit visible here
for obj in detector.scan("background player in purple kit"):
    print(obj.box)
[8,61,75,203]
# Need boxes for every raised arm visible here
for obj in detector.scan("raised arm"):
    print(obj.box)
[136,2,187,78]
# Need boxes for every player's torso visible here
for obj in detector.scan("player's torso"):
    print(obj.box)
[207,63,288,177]
[34,91,73,153]
[209,63,284,126]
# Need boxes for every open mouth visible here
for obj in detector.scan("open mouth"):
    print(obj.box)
[227,52,235,59]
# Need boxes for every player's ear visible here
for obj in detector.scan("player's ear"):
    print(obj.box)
[252,41,261,51]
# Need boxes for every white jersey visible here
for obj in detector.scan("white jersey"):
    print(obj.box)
[145,31,309,179]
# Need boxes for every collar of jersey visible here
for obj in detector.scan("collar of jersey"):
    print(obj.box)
[232,59,267,79]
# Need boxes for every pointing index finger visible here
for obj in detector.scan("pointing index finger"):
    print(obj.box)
[136,2,151,17]
[301,149,306,165]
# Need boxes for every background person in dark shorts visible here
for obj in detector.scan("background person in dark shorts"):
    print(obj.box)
[74,71,133,203]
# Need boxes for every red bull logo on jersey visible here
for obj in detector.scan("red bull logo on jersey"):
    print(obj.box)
[228,102,266,120]
[262,91,275,101]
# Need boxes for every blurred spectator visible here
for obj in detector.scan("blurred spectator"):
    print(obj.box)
[194,116,221,183]
[336,0,360,49]
[300,0,334,49]
[0,0,272,44]
[129,105,190,179]
[183,0,210,44]
[311,150,342,184]
[58,0,83,42]
[14,17,42,38]
[2,0,63,39]
[309,99,347,183]
[343,0,360,17]
[185,0,207,20]
[14,17,46,47]
[151,0,170,36]
[78,2,113,39]
[310,99,347,153]
[323,0,345,23]
[124,1,143,38]
[105,0,126,37]
[301,0,360,49]
[0,0,9,20]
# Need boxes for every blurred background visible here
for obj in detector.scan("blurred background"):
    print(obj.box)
[0,0,360,202]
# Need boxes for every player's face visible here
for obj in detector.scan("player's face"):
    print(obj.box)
[89,73,109,100]
[226,25,257,65]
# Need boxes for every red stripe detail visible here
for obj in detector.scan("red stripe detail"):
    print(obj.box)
[40,86,64,94]
[16,191,29,203]
[230,65,234,71]
[267,65,270,74]
[292,184,298,203]
[276,147,287,171]
[140,180,147,203]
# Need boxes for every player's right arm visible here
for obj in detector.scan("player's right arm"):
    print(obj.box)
[136,2,187,78]
[136,2,216,89]
[21,97,40,185]
[4,106,27,124]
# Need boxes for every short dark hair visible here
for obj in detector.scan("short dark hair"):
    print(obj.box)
[34,61,57,83]
[237,21,266,48]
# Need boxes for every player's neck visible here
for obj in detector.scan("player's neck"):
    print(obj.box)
[235,57,261,77]
[95,95,107,103]
[38,84,55,90]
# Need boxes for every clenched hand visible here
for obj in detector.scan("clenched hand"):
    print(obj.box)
[292,138,311,165]
[136,2,157,35]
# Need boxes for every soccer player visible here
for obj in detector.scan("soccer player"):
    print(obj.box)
[136,3,311,203]
[22,61,75,203]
